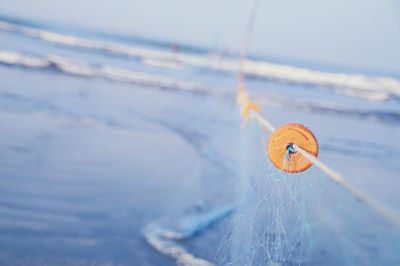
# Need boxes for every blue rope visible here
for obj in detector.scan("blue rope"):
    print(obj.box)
[284,144,296,160]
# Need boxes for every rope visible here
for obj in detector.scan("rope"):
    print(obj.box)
[293,144,400,227]
[251,111,275,133]
[240,99,400,227]
[234,0,400,227]
[236,0,262,94]
[283,144,296,160]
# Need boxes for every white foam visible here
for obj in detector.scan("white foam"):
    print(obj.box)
[0,50,49,68]
[244,61,400,101]
[0,50,206,93]
[142,205,234,266]
[255,92,400,124]
[2,20,400,101]
[142,58,182,69]
[143,223,213,266]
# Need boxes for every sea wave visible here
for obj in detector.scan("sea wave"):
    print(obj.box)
[0,50,206,93]
[1,50,399,126]
[258,93,400,125]
[142,205,234,266]
[1,19,400,101]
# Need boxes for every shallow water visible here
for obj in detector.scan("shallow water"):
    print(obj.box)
[0,15,399,265]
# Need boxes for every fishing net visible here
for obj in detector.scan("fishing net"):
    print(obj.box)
[215,120,400,266]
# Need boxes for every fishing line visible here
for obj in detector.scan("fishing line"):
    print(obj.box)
[237,95,400,227]
[228,1,400,266]
[237,0,262,94]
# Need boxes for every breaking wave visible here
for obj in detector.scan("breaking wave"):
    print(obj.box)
[1,49,399,126]
[258,94,400,124]
[0,50,206,93]
[1,18,400,101]
[142,205,234,266]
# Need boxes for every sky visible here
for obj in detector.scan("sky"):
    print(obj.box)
[1,0,399,73]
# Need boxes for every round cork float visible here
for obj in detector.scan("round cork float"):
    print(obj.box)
[240,102,261,120]
[267,123,318,173]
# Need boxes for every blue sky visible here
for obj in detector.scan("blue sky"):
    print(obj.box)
[1,0,399,72]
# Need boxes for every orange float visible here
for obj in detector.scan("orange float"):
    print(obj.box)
[267,123,318,173]
[240,101,261,120]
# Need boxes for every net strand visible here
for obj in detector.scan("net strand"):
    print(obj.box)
[234,0,400,228]
[240,102,400,228]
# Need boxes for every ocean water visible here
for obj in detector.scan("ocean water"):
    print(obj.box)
[0,15,399,265]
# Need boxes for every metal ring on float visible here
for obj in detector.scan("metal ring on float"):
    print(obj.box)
[267,123,318,173]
